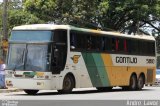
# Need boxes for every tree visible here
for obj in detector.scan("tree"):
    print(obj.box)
[24,0,101,27]
[24,0,160,35]
[97,0,160,34]
[8,10,44,30]
[24,0,57,22]
[0,0,44,34]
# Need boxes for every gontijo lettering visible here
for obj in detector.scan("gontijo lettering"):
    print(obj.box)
[116,56,137,63]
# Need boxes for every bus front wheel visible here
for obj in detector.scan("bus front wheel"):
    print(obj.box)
[24,90,39,95]
[58,74,75,94]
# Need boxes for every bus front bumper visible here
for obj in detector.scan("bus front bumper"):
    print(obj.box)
[5,78,52,90]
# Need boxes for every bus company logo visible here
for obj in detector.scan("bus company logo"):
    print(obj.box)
[116,56,137,64]
[71,55,81,64]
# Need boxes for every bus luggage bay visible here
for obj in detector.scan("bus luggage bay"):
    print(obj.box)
[5,24,156,95]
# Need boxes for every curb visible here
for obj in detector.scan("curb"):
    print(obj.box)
[0,88,22,93]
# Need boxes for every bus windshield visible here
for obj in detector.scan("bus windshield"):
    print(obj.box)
[7,30,52,72]
[25,44,48,71]
[7,44,49,71]
[7,44,26,70]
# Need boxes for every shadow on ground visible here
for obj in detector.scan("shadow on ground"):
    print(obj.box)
[7,87,156,96]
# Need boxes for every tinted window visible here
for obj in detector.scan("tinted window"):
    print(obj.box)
[70,31,86,50]
[70,30,155,56]
[11,30,52,42]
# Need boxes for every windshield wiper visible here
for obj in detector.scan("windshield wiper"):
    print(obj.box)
[13,49,25,71]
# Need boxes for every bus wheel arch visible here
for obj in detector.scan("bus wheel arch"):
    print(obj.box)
[58,73,75,94]
[129,73,138,90]
[137,73,145,90]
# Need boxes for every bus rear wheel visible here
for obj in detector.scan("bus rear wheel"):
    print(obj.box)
[137,75,145,90]
[129,74,137,90]
[24,90,39,95]
[58,74,75,94]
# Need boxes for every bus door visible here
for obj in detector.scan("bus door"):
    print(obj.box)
[50,30,67,89]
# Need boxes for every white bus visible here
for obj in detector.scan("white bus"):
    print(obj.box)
[5,24,156,95]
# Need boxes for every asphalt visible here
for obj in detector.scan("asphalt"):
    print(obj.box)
[0,88,22,93]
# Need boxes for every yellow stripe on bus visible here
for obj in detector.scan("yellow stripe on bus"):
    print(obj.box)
[101,54,156,86]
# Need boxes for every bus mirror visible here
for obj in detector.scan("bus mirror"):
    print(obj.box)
[71,46,75,49]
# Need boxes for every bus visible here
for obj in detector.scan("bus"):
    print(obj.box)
[5,24,156,95]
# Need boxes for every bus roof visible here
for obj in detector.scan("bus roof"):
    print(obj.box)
[13,24,155,41]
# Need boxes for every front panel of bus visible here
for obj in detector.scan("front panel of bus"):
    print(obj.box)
[5,29,67,90]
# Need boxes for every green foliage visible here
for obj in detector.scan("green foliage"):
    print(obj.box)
[24,0,56,21]
[99,0,159,32]
[23,0,159,34]
[0,0,159,35]
[8,10,44,30]
[0,0,44,34]
[24,0,101,28]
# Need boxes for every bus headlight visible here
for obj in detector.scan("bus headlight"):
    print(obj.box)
[36,72,45,79]
[36,72,50,79]
[6,80,13,87]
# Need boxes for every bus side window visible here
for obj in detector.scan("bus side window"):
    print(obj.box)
[91,35,97,50]
[87,35,91,50]
[86,35,99,51]
[101,37,105,51]
[131,39,139,55]
[116,38,126,52]
[127,39,132,54]
[116,38,119,51]
[124,39,127,52]
[151,42,155,56]
[111,38,116,51]
[105,37,112,51]
[96,36,100,51]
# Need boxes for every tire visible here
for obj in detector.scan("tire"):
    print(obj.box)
[58,74,75,94]
[24,90,39,95]
[96,87,112,92]
[137,75,145,90]
[129,75,137,90]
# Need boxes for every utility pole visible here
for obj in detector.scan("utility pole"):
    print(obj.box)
[2,0,8,40]
[2,0,8,60]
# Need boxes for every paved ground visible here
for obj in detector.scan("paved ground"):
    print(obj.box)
[0,88,21,93]
[1,86,160,100]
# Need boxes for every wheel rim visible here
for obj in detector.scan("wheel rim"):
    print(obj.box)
[130,75,137,90]
[138,76,144,89]
[63,76,72,90]
[131,77,135,88]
